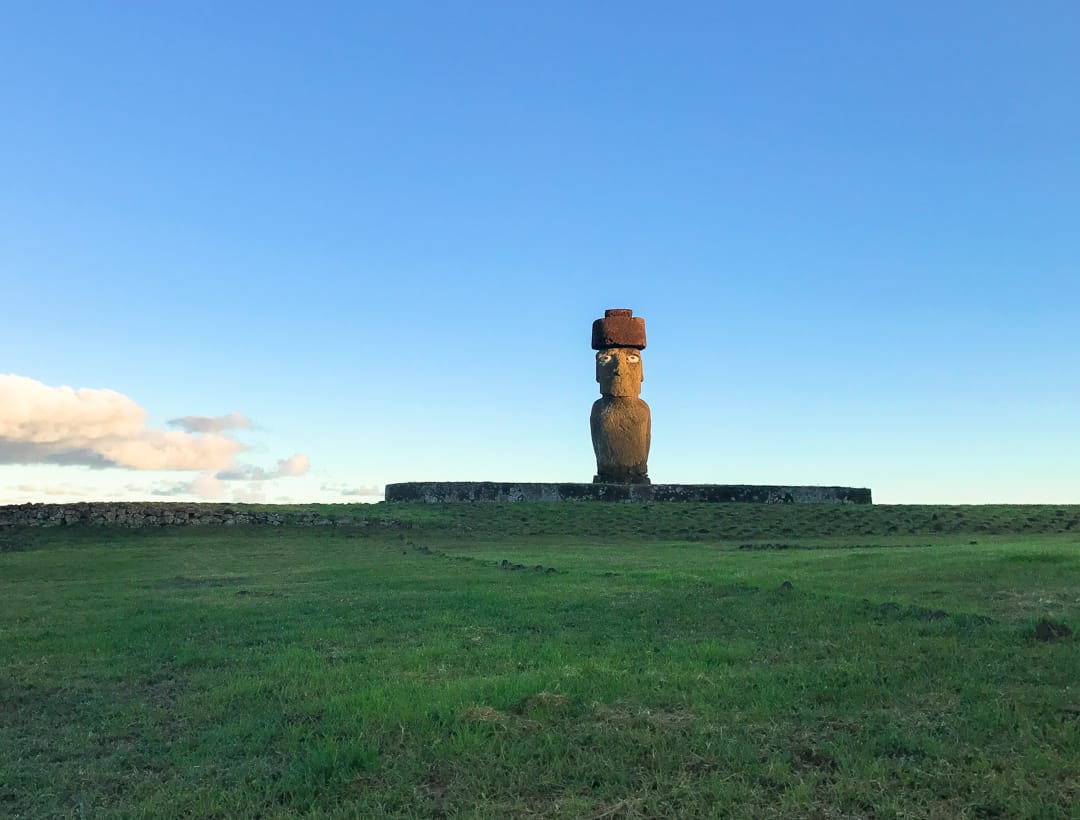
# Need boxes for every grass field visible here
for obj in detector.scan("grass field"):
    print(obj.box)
[2,503,1078,818]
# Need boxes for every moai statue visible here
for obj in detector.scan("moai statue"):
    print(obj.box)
[591,308,651,484]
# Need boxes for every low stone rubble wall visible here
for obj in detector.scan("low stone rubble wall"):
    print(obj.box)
[0,503,388,529]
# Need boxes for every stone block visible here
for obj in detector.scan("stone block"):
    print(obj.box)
[592,309,646,350]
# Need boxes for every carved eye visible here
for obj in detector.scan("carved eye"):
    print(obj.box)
[627,354,640,363]
[597,354,612,364]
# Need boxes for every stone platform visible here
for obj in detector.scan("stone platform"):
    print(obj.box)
[384,482,872,504]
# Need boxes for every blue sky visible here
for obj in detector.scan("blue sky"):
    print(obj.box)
[2,1,1077,504]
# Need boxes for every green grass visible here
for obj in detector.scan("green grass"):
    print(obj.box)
[2,504,1079,818]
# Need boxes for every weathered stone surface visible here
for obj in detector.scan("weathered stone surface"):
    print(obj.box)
[591,396,651,484]
[591,309,647,350]
[595,347,644,397]
[385,482,873,504]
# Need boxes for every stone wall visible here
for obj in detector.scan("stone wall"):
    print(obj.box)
[0,484,873,528]
[385,482,872,504]
[0,502,393,529]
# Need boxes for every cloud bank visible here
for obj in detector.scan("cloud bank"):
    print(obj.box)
[0,375,245,470]
[0,376,309,495]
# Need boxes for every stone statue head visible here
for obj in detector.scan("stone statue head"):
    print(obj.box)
[592,308,647,398]
[596,347,643,397]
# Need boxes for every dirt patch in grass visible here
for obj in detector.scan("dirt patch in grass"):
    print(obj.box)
[136,672,186,709]
[419,762,453,819]
[513,692,570,714]
[718,582,760,596]
[152,575,251,589]
[1002,552,1072,565]
[859,599,993,626]
[461,706,510,725]
[738,543,802,551]
[460,705,542,732]
[498,559,559,573]
[791,746,839,774]
[405,542,562,575]
[590,797,646,819]
[589,703,696,730]
[991,588,1076,617]
[0,680,69,718]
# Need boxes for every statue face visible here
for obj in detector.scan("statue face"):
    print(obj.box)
[596,347,643,397]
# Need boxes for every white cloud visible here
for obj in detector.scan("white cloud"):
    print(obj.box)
[167,412,253,434]
[192,474,226,500]
[13,482,97,497]
[216,453,310,481]
[322,482,383,497]
[150,482,191,497]
[181,476,269,503]
[150,454,310,501]
[0,374,244,471]
[276,454,310,477]
[231,483,267,503]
